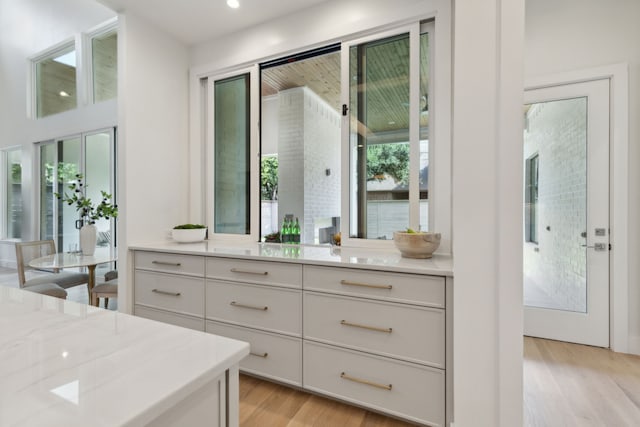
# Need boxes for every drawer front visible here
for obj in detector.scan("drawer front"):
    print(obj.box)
[135,270,204,317]
[304,292,444,367]
[206,280,301,336]
[206,257,302,289]
[304,265,445,308]
[134,251,205,277]
[135,305,205,331]
[206,321,302,386]
[304,341,445,427]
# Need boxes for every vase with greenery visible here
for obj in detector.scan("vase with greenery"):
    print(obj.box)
[55,174,118,255]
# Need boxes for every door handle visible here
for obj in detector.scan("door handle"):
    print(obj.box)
[581,243,607,251]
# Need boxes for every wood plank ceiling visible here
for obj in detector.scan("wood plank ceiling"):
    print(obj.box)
[261,34,429,137]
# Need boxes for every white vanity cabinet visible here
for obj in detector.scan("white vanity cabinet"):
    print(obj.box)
[130,244,452,427]
[133,251,206,331]
[302,265,447,426]
[204,256,303,386]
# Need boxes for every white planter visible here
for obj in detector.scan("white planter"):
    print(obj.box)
[80,223,98,256]
[171,228,207,243]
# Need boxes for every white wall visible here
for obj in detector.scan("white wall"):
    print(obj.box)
[452,0,524,425]
[525,0,640,352]
[117,12,190,312]
[0,0,116,266]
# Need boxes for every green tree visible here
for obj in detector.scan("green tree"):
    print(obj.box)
[261,156,278,200]
[366,143,410,184]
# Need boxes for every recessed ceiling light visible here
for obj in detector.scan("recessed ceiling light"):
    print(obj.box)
[227,0,239,8]
[59,91,70,97]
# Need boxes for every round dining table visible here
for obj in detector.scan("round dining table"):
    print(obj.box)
[28,250,117,301]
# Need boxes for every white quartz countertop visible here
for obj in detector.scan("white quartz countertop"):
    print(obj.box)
[0,287,249,427]
[129,241,453,276]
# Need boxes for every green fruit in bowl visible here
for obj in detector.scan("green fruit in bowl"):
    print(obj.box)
[406,228,416,233]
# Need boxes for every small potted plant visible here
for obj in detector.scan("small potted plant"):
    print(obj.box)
[172,224,207,243]
[55,174,118,256]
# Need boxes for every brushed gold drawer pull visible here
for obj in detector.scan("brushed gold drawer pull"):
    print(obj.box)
[250,352,269,358]
[340,372,392,391]
[340,320,392,333]
[340,279,392,290]
[230,268,268,276]
[230,301,269,311]
[152,261,182,266]
[152,289,181,297]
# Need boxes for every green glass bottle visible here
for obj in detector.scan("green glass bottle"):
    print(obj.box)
[292,218,301,244]
[281,218,290,243]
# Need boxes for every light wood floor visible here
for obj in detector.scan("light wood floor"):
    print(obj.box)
[240,337,640,426]
[524,336,640,426]
[239,374,416,427]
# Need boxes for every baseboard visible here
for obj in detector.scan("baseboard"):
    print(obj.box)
[628,335,640,355]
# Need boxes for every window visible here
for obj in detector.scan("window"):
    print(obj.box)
[203,20,449,248]
[345,23,431,242]
[31,19,118,117]
[1,147,22,239]
[259,45,341,244]
[39,129,116,252]
[34,42,78,118]
[525,153,539,243]
[91,29,118,103]
[208,70,259,237]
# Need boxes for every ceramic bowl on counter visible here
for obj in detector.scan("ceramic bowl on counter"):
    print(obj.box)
[393,231,441,259]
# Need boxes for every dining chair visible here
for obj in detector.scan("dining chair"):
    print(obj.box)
[15,240,89,294]
[91,270,118,308]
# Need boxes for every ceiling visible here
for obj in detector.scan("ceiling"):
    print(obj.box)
[96,0,332,45]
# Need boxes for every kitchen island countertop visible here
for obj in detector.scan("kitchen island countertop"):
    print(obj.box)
[0,287,249,426]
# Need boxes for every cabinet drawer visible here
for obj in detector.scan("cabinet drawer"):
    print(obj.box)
[206,257,302,289]
[135,251,204,277]
[135,305,205,331]
[206,280,301,336]
[304,341,445,427]
[304,292,444,367]
[304,265,445,308]
[135,270,204,317]
[206,321,302,386]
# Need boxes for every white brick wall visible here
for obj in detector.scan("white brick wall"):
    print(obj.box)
[523,97,587,312]
[277,87,341,243]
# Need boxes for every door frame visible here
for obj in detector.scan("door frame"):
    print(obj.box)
[525,63,629,353]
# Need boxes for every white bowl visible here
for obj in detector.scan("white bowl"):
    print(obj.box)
[171,228,207,243]
[393,231,441,259]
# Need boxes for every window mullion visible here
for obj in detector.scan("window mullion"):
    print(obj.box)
[409,23,421,231]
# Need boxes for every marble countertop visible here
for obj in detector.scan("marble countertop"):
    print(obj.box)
[129,241,453,276]
[0,287,249,427]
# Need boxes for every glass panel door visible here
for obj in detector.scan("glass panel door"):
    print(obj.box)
[40,136,81,251]
[85,130,115,249]
[39,129,116,253]
[523,79,610,347]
